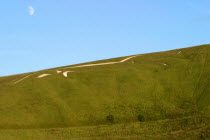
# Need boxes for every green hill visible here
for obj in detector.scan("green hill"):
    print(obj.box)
[0,44,209,139]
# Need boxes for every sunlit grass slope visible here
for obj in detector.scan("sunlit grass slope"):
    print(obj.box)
[0,45,209,132]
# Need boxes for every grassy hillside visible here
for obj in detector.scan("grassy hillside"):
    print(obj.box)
[0,45,209,139]
[0,116,209,140]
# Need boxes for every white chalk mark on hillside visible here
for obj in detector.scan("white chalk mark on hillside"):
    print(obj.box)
[13,74,34,84]
[63,71,74,77]
[13,55,140,84]
[56,70,62,73]
[62,62,119,69]
[120,56,137,62]
[37,74,51,78]
[62,55,140,69]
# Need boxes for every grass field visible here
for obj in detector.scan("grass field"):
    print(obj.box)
[0,116,209,140]
[0,44,209,139]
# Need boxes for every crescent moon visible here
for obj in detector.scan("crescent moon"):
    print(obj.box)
[28,6,35,16]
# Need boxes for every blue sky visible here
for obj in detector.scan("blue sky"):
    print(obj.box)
[0,0,210,76]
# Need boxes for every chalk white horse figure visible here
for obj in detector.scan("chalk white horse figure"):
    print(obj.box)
[14,55,140,83]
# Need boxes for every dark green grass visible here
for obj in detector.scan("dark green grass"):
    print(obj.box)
[0,116,209,140]
[0,45,209,139]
